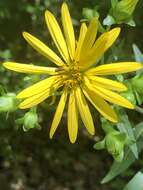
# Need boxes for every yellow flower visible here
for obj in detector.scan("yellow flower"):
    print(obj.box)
[3,3,142,143]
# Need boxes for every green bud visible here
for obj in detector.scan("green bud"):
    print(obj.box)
[94,130,127,162]
[0,93,18,112]
[131,74,143,95]
[106,133,123,153]
[23,109,41,131]
[111,0,139,23]
[16,108,40,131]
[105,132,127,162]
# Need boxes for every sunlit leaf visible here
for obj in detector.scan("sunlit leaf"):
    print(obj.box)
[123,171,143,190]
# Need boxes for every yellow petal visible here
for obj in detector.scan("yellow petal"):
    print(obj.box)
[61,3,75,59]
[50,89,67,138]
[79,28,120,69]
[19,88,51,109]
[83,85,118,123]
[17,76,60,99]
[74,23,87,62]
[3,62,57,75]
[87,76,127,92]
[80,17,98,60]
[103,27,121,53]
[23,32,64,66]
[87,82,134,109]
[68,90,78,143]
[45,10,69,63]
[75,87,95,135]
[79,30,108,68]
[86,62,143,75]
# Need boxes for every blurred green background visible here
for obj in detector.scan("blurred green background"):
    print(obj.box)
[0,0,143,189]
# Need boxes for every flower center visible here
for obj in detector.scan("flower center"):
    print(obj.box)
[65,64,83,88]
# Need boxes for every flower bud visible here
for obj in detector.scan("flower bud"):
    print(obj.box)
[0,93,18,112]
[23,111,39,131]
[16,108,40,131]
[105,132,125,161]
[94,130,127,162]
[111,0,139,23]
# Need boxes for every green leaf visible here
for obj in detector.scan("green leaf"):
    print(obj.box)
[134,90,143,105]
[132,44,143,76]
[103,15,115,26]
[133,44,143,63]
[126,18,136,27]
[111,0,118,8]
[123,171,143,190]
[117,111,138,159]
[134,122,143,139]
[94,140,105,150]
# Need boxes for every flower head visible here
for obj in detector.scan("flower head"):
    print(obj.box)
[3,3,142,143]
